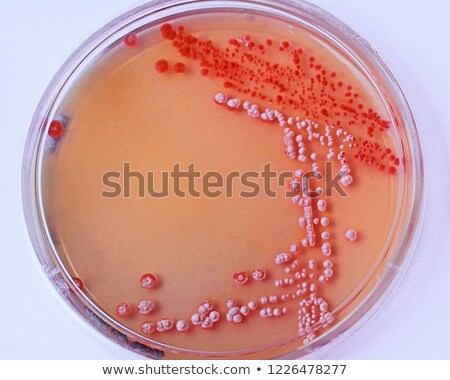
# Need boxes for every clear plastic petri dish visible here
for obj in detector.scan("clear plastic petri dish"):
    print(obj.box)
[21,0,424,359]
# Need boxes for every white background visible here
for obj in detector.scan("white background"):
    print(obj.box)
[1,0,449,359]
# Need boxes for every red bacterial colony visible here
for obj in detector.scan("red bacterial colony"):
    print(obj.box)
[140,273,158,289]
[173,62,186,73]
[124,33,138,47]
[233,271,249,285]
[154,59,169,73]
[72,277,84,290]
[115,303,132,318]
[48,120,64,139]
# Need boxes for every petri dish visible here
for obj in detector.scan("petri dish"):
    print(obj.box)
[21,0,424,359]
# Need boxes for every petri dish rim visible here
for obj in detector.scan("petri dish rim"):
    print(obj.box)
[20,0,425,359]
